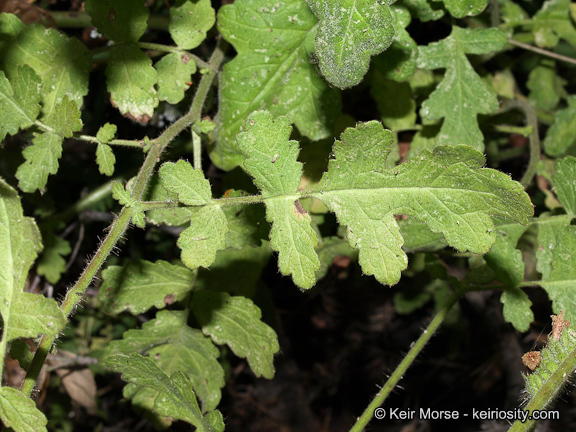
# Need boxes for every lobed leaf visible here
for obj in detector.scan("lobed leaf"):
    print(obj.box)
[543,97,576,157]
[16,132,62,193]
[96,123,117,144]
[192,291,280,379]
[43,96,83,139]
[435,0,489,18]
[105,354,224,432]
[417,27,508,151]
[0,66,41,141]
[501,287,533,333]
[0,13,90,117]
[84,0,149,43]
[96,144,116,176]
[527,59,565,111]
[169,0,215,50]
[0,387,48,432]
[155,53,197,104]
[237,111,320,288]
[214,0,341,170]
[553,156,576,215]
[103,310,225,412]
[36,231,71,284]
[106,45,158,123]
[306,0,394,89]
[159,160,212,206]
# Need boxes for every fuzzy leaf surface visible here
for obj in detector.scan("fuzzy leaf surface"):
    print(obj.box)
[401,0,444,22]
[169,0,215,49]
[192,291,279,379]
[105,354,224,432]
[215,0,341,170]
[159,160,212,206]
[0,13,90,117]
[103,310,224,412]
[96,144,116,176]
[106,45,158,123]
[532,0,576,48]
[543,96,576,157]
[0,180,65,357]
[0,387,48,432]
[436,0,488,18]
[0,66,41,141]
[16,133,62,193]
[553,156,576,215]
[237,111,320,288]
[100,260,196,315]
[314,121,533,286]
[417,27,507,151]
[84,0,149,43]
[306,0,394,88]
[43,96,83,138]
[484,219,528,286]
[501,286,533,333]
[155,53,197,104]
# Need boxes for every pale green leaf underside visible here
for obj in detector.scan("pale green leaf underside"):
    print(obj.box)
[99,260,195,315]
[543,96,576,157]
[159,160,212,205]
[436,0,489,18]
[501,287,533,333]
[106,45,158,123]
[96,144,116,176]
[417,27,508,151]
[169,0,215,50]
[16,133,62,193]
[214,0,340,170]
[307,0,394,89]
[155,52,197,104]
[43,96,83,138]
[0,387,48,432]
[96,123,117,144]
[84,0,149,43]
[553,156,576,215]
[192,291,280,379]
[105,354,224,432]
[103,310,224,412]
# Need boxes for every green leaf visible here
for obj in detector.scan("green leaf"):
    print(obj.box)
[237,111,320,289]
[553,156,576,215]
[100,260,196,315]
[372,5,418,82]
[111,182,132,206]
[105,354,224,432]
[106,45,159,123]
[159,160,212,206]
[220,190,267,249]
[16,132,62,193]
[0,179,66,367]
[36,231,71,284]
[178,206,228,269]
[214,0,341,170]
[532,0,576,49]
[417,27,508,151]
[103,310,224,412]
[400,0,444,22]
[436,0,488,18]
[0,387,48,432]
[484,219,528,285]
[0,66,41,141]
[84,0,149,43]
[192,291,280,379]
[543,96,576,157]
[501,286,533,332]
[96,123,117,144]
[306,0,394,89]
[537,219,576,323]
[169,0,215,49]
[0,13,90,117]
[371,72,417,130]
[43,96,83,138]
[155,52,197,104]
[314,121,533,286]
[145,175,195,226]
[399,218,448,252]
[527,59,566,111]
[96,144,116,176]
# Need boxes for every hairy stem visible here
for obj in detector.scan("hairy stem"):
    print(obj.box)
[349,288,461,432]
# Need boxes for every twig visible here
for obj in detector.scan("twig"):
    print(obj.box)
[508,39,576,66]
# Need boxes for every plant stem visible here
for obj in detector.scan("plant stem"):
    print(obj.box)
[76,134,146,149]
[491,124,533,137]
[19,35,228,398]
[349,288,461,432]
[508,39,576,66]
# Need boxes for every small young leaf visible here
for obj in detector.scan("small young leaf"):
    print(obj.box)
[417,27,508,151]
[553,156,576,215]
[192,291,280,379]
[237,111,320,289]
[84,0,149,43]
[0,66,41,141]
[436,0,488,18]
[0,13,90,117]
[401,0,444,22]
[131,209,146,229]
[145,175,195,226]
[103,310,224,412]
[543,96,576,157]
[159,160,212,205]
[106,45,159,123]
[215,0,341,170]
[16,133,62,193]
[169,0,215,49]
[100,260,196,315]
[527,59,565,111]
[96,144,116,176]
[501,286,533,332]
[111,182,132,206]
[105,354,224,432]
[155,52,197,104]
[306,0,394,88]
[43,96,83,138]
[37,232,71,284]
[96,123,117,144]
[0,387,48,432]
[532,0,576,49]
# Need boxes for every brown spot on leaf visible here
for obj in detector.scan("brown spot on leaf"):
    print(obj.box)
[164,294,175,305]
[522,351,541,371]
[293,200,308,220]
